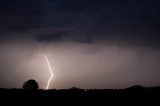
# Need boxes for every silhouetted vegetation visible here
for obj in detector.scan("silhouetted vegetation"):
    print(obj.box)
[22,79,39,90]
[0,85,160,98]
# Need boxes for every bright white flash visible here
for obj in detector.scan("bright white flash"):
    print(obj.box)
[43,55,53,90]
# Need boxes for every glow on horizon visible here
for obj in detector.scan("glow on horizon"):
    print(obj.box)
[43,55,53,90]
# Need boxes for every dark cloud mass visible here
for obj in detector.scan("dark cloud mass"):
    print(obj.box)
[0,0,160,89]
[0,0,160,45]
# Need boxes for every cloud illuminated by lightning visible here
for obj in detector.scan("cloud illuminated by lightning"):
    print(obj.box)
[43,55,53,90]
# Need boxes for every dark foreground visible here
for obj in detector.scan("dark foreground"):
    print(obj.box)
[0,86,160,104]
[1,86,160,97]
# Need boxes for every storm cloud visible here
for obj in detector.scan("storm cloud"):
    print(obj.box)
[0,0,160,44]
[0,0,160,89]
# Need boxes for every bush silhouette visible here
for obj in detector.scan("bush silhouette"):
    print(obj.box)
[23,79,39,90]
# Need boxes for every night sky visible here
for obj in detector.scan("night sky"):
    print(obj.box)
[0,0,160,89]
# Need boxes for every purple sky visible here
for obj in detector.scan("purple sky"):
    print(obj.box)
[0,0,160,89]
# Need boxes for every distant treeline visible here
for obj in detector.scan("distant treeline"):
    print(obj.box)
[0,85,160,97]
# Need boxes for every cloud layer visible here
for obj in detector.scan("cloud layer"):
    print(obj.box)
[0,0,160,89]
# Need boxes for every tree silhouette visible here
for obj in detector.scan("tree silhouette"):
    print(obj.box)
[23,79,39,90]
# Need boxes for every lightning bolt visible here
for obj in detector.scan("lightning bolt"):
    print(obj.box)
[43,55,53,90]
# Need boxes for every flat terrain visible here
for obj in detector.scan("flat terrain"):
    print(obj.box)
[0,86,160,97]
